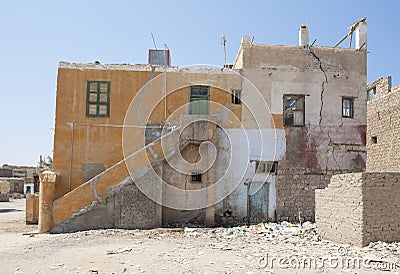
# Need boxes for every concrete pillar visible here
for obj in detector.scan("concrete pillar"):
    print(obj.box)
[356,21,367,50]
[38,171,56,233]
[299,24,309,47]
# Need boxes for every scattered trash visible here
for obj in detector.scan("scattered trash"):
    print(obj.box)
[49,263,64,270]
[22,231,39,236]
[106,247,132,255]
[184,227,200,237]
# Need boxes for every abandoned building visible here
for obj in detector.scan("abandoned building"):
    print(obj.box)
[36,22,368,233]
[0,164,37,196]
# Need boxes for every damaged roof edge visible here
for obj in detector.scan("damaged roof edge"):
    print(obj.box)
[58,61,238,74]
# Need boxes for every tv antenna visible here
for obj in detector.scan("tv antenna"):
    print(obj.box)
[151,33,157,50]
[221,36,227,68]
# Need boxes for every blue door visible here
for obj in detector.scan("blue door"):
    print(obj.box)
[248,182,269,223]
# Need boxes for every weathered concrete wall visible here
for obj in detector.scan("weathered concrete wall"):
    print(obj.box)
[51,125,180,227]
[51,175,161,233]
[161,144,208,225]
[53,65,156,198]
[367,77,400,172]
[234,41,367,222]
[316,172,400,247]
[53,64,242,200]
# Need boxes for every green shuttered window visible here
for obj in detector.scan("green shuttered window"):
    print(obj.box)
[86,81,110,118]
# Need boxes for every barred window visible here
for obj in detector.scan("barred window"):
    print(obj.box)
[191,172,202,182]
[231,89,241,105]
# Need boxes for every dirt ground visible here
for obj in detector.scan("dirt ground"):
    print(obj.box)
[0,199,399,274]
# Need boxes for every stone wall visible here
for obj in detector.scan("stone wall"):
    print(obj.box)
[315,172,400,247]
[367,77,400,172]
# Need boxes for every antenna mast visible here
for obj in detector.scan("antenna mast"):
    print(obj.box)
[151,33,157,50]
[221,36,227,68]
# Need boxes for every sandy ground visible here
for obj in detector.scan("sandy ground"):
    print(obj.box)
[0,200,399,274]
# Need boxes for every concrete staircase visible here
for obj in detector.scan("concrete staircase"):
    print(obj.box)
[51,128,185,232]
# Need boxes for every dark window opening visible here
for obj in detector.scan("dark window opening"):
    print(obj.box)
[255,161,278,175]
[367,87,376,101]
[231,89,241,105]
[371,136,377,144]
[342,97,354,118]
[86,81,111,117]
[283,95,305,126]
[191,172,202,182]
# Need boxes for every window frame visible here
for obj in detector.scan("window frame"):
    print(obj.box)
[342,97,354,118]
[255,161,278,175]
[231,89,241,105]
[86,80,111,118]
[283,94,305,127]
[189,85,210,115]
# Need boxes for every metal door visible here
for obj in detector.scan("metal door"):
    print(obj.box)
[248,182,269,223]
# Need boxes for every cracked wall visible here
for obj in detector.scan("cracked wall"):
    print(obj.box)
[235,43,367,221]
[52,39,367,229]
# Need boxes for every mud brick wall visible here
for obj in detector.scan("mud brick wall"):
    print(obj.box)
[315,172,400,247]
[367,77,400,172]
[362,173,400,245]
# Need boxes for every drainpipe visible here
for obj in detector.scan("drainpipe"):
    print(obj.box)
[163,44,169,121]
[244,178,251,225]
[67,122,75,192]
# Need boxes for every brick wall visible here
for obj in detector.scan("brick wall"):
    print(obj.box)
[275,123,366,222]
[367,77,400,172]
[276,169,333,222]
[315,172,400,247]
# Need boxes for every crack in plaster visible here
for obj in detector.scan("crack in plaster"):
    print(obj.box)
[308,46,328,125]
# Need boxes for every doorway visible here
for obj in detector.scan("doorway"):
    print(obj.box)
[248,181,269,223]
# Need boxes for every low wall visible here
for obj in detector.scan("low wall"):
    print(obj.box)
[315,172,400,247]
[26,193,39,224]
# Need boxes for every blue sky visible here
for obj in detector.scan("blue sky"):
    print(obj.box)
[0,0,399,166]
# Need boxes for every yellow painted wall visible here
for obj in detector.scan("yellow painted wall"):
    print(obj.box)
[53,67,244,199]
